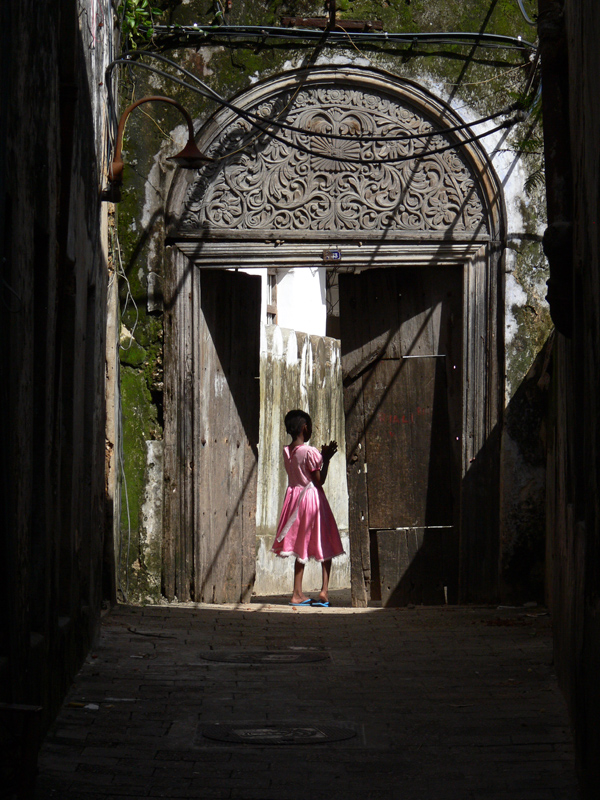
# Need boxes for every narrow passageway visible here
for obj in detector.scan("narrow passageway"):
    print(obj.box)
[36,599,579,799]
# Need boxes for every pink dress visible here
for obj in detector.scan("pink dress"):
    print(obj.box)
[271,444,345,564]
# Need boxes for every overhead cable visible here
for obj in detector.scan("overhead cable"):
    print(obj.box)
[516,0,537,26]
[107,53,524,156]
[147,24,537,51]
[109,56,520,164]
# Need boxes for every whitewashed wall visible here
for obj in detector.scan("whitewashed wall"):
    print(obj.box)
[241,266,328,336]
[277,268,328,336]
[255,324,350,595]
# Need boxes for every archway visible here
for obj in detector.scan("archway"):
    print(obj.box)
[164,66,505,605]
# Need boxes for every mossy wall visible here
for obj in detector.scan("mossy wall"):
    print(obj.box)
[114,0,548,603]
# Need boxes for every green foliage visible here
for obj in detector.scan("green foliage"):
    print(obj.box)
[119,0,164,49]
[505,80,545,196]
[524,167,545,195]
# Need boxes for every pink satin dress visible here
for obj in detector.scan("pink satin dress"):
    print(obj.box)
[271,444,345,564]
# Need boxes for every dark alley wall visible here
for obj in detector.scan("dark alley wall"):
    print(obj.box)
[0,0,116,784]
[540,0,600,796]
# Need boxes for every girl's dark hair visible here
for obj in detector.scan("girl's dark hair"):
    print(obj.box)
[285,409,311,438]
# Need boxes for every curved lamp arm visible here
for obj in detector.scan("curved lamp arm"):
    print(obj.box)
[105,95,211,200]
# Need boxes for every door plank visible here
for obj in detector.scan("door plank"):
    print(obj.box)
[163,248,195,601]
[343,373,371,607]
[340,266,462,606]
[364,357,454,529]
[194,270,260,603]
[340,272,376,607]
[376,527,459,605]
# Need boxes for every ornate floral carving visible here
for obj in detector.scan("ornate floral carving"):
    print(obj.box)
[178,85,489,237]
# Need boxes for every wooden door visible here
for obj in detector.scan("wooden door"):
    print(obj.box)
[340,267,462,606]
[192,270,261,603]
[164,257,261,604]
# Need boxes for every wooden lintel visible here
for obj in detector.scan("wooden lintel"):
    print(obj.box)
[280,17,384,32]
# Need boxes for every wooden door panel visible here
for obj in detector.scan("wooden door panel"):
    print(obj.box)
[341,267,462,381]
[376,527,459,605]
[194,270,260,603]
[364,357,454,529]
[340,266,462,606]
[343,362,371,607]
[396,268,457,357]
[341,269,400,377]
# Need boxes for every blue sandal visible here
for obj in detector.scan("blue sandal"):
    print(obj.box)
[311,600,330,607]
[289,598,312,606]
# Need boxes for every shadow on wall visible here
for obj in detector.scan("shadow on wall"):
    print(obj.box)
[370,341,551,611]
[499,332,553,603]
[370,422,501,607]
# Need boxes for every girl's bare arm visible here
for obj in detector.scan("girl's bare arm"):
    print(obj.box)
[313,440,338,486]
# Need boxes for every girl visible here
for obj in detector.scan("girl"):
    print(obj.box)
[271,409,345,607]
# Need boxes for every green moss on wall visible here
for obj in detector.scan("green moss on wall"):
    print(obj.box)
[119,370,155,527]
[120,333,146,367]
[118,365,163,602]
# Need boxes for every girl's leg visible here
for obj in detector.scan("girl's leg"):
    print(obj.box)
[319,560,332,603]
[291,560,309,603]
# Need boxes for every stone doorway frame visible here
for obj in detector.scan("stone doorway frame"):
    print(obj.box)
[165,66,506,604]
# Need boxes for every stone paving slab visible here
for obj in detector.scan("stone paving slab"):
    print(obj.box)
[35,597,580,799]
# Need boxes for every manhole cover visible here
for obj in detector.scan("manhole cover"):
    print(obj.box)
[200,724,356,745]
[200,650,329,664]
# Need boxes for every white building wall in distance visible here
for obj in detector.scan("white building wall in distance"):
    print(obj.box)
[276,268,327,336]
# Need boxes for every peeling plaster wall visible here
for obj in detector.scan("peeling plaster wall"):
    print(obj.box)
[136,441,165,602]
[255,325,350,595]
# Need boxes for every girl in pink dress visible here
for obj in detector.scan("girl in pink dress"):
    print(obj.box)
[272,410,345,607]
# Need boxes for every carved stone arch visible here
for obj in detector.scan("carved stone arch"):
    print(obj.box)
[167,66,504,252]
[164,67,507,605]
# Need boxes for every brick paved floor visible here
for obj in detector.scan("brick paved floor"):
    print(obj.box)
[35,596,580,799]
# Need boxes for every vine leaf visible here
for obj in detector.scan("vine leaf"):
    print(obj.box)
[119,0,164,50]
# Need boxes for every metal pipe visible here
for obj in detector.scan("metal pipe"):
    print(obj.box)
[104,95,210,202]
[110,95,197,182]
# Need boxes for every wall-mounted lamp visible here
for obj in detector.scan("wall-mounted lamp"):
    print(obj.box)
[102,95,211,202]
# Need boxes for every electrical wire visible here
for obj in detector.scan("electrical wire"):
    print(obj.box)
[335,21,531,91]
[114,229,139,349]
[516,0,537,27]
[115,50,523,143]
[147,24,537,51]
[218,115,516,164]
[211,24,333,162]
[106,55,523,165]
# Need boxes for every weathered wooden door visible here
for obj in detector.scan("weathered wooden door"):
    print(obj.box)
[340,267,463,606]
[163,258,261,604]
[193,270,261,603]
